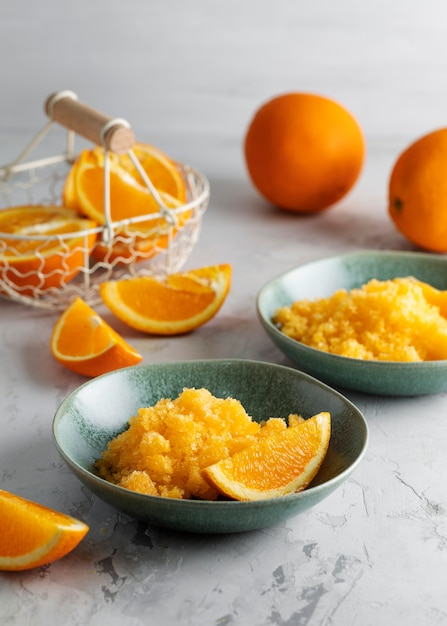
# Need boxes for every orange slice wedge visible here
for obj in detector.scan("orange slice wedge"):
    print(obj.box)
[63,145,189,263]
[51,297,142,377]
[0,206,97,295]
[63,143,186,210]
[63,144,187,223]
[202,412,331,501]
[0,488,89,571]
[99,264,232,335]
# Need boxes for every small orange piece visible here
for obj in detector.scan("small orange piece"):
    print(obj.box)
[99,264,232,335]
[0,206,97,296]
[388,128,447,252]
[0,488,88,571]
[244,93,365,213]
[202,412,331,501]
[51,297,142,377]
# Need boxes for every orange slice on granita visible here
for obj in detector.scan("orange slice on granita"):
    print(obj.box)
[99,264,232,335]
[0,488,89,571]
[0,205,97,296]
[202,412,331,501]
[51,297,142,377]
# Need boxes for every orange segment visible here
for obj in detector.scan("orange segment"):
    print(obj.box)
[0,488,88,571]
[100,264,231,335]
[50,297,142,377]
[202,412,331,501]
[99,264,232,335]
[0,205,97,295]
[75,156,183,224]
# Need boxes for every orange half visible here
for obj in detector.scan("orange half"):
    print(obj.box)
[0,488,89,571]
[99,264,232,335]
[51,297,142,377]
[202,412,331,501]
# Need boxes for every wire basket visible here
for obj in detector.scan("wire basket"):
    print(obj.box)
[0,91,210,310]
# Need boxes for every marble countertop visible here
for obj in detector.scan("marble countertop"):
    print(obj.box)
[2,2,447,625]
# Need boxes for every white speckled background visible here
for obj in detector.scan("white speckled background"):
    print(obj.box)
[2,1,447,624]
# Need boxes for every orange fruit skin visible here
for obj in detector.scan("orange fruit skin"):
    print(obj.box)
[388,128,447,252]
[51,297,142,377]
[244,93,365,213]
[0,489,88,571]
[0,206,97,297]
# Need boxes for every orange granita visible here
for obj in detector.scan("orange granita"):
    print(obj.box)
[95,388,302,500]
[273,277,447,362]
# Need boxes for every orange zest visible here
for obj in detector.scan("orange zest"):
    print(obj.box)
[0,205,97,295]
[0,488,89,571]
[99,264,232,335]
[50,297,142,377]
[202,412,331,501]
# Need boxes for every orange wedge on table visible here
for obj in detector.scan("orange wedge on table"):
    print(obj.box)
[63,144,188,263]
[0,206,97,296]
[202,412,331,501]
[51,297,142,377]
[99,264,232,335]
[0,488,88,571]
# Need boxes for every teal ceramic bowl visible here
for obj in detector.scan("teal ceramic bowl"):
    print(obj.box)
[257,250,447,396]
[53,360,368,534]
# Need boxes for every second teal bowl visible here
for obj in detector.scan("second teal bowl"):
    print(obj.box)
[257,250,447,396]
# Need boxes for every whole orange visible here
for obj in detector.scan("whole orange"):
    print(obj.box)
[388,128,447,252]
[243,93,365,213]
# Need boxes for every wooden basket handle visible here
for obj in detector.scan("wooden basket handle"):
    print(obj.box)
[44,90,135,153]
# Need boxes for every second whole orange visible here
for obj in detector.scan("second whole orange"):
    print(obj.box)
[243,93,365,213]
[388,128,447,253]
